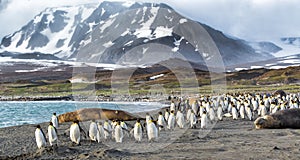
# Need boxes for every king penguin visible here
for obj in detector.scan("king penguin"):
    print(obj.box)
[217,105,223,121]
[232,105,238,120]
[47,122,58,147]
[157,111,166,131]
[189,110,197,129]
[70,120,81,145]
[51,112,59,129]
[201,111,208,129]
[167,110,175,130]
[176,110,185,128]
[164,109,170,122]
[96,122,105,143]
[89,120,98,142]
[245,105,253,121]
[133,119,143,142]
[147,118,158,142]
[35,125,47,149]
[114,121,123,143]
[103,120,112,140]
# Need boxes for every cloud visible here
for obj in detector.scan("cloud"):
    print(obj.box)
[157,0,300,41]
[0,0,300,41]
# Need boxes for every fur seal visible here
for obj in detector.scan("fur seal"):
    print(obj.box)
[254,108,300,129]
[58,108,142,123]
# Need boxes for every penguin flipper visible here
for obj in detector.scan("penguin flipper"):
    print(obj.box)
[41,129,47,142]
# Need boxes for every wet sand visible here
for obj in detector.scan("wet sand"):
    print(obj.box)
[1,117,300,160]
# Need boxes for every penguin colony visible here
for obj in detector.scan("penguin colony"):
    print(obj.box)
[35,92,300,148]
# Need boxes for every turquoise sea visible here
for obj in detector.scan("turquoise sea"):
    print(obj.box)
[0,101,165,128]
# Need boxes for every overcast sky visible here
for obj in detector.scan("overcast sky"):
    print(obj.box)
[0,0,299,41]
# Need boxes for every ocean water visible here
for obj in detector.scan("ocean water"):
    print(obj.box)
[0,101,166,128]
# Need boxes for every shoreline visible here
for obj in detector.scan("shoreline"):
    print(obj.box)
[1,118,300,159]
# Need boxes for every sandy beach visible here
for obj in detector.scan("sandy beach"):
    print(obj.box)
[1,115,300,160]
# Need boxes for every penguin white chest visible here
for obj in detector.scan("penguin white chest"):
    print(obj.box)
[51,116,58,128]
[167,114,175,130]
[201,114,208,129]
[134,123,142,142]
[114,125,123,143]
[47,126,57,146]
[70,124,80,144]
[35,129,46,149]
[147,122,158,141]
[89,122,98,141]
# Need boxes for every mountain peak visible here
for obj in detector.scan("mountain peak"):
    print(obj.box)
[0,1,278,67]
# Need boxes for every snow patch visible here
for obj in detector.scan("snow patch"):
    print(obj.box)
[124,40,133,46]
[235,68,248,71]
[279,59,300,64]
[174,37,184,46]
[122,1,135,7]
[250,66,263,69]
[179,19,187,24]
[150,74,164,80]
[103,41,114,48]
[172,47,179,52]
[100,18,116,32]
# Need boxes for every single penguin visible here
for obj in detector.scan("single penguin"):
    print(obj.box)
[251,98,258,112]
[176,110,185,129]
[260,102,267,116]
[121,120,130,137]
[70,120,85,145]
[89,120,98,142]
[114,121,123,143]
[170,100,176,112]
[209,107,216,121]
[201,111,208,129]
[96,122,105,143]
[192,101,199,116]
[51,112,59,129]
[164,109,170,122]
[189,110,197,129]
[145,113,152,127]
[147,119,158,142]
[103,120,112,140]
[245,105,253,121]
[186,108,192,122]
[239,104,245,119]
[133,119,143,142]
[167,110,176,130]
[47,122,58,147]
[232,105,238,120]
[157,111,166,131]
[217,105,223,121]
[35,125,47,149]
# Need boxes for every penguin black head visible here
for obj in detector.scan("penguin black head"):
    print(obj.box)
[158,111,163,115]
[53,113,56,116]
[116,121,121,125]
[166,108,169,112]
[136,119,140,123]
[36,125,41,129]
[49,122,53,126]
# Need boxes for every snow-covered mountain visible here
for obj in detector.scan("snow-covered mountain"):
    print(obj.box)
[270,37,300,57]
[0,1,289,67]
[1,4,97,58]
